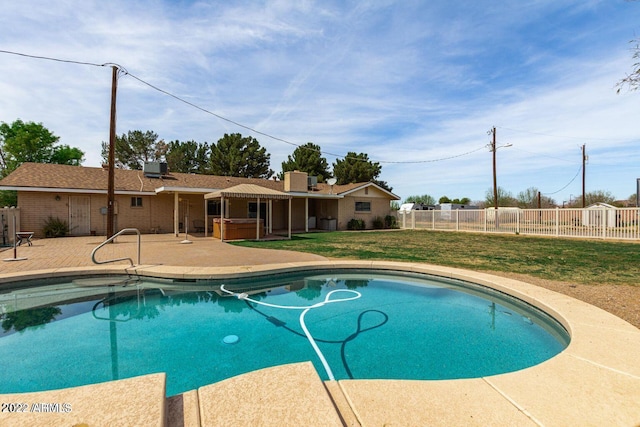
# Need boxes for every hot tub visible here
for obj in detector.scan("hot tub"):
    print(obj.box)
[213,218,264,240]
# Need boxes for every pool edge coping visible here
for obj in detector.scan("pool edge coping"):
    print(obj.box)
[1,260,639,425]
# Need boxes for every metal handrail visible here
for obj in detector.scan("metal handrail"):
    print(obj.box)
[91,228,141,266]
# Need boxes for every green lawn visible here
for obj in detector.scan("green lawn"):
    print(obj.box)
[232,230,640,287]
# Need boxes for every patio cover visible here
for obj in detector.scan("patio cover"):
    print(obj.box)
[204,184,292,200]
[204,184,292,240]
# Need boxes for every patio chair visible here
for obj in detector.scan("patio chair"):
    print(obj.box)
[193,219,205,233]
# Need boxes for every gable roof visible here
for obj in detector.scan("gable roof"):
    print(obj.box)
[0,163,399,200]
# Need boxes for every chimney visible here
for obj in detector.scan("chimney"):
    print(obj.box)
[284,171,308,192]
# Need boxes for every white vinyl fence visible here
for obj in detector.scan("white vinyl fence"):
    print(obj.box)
[397,207,640,241]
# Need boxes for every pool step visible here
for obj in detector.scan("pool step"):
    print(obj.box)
[72,276,141,287]
[196,361,343,427]
[0,373,166,427]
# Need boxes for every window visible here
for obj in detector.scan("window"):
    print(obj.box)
[207,200,221,216]
[131,197,143,207]
[355,201,371,212]
[248,202,267,219]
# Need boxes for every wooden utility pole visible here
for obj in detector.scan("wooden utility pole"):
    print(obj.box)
[107,66,118,239]
[581,144,587,208]
[491,127,498,211]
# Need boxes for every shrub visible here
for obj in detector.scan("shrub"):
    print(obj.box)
[43,216,69,238]
[372,216,385,229]
[347,218,366,230]
[384,214,397,229]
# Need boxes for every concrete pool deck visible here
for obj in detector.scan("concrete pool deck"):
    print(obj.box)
[1,234,639,426]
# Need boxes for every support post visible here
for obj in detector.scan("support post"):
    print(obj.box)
[288,198,292,239]
[220,196,225,241]
[256,197,261,240]
[305,198,309,232]
[174,193,180,236]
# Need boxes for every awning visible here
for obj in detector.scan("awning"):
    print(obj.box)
[204,184,292,200]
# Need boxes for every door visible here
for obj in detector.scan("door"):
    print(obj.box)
[69,196,91,235]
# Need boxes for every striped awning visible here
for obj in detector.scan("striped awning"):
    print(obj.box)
[204,184,292,200]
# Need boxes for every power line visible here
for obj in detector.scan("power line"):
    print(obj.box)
[497,125,632,143]
[540,164,582,195]
[0,49,488,164]
[125,70,487,164]
[509,146,576,164]
[0,49,121,69]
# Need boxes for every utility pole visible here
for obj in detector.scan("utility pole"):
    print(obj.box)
[107,66,118,239]
[491,127,498,211]
[581,144,587,208]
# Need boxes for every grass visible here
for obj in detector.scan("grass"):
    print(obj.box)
[232,230,640,287]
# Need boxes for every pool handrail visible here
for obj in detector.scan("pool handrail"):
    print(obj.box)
[91,228,141,266]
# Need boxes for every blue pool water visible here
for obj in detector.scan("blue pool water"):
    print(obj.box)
[0,270,569,396]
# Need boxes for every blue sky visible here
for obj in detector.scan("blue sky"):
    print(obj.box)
[1,0,639,204]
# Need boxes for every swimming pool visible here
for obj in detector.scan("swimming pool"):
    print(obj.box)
[0,269,569,396]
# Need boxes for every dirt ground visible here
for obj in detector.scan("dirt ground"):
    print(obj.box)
[489,271,640,329]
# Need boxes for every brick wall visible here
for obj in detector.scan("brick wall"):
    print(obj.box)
[337,187,393,230]
[17,192,193,237]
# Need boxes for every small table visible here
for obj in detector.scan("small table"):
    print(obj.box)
[16,232,34,246]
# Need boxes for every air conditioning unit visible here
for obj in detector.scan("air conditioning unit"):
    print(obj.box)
[307,176,318,189]
[143,162,168,177]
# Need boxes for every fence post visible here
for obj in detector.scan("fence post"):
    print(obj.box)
[456,209,459,231]
[555,207,559,237]
[411,210,415,230]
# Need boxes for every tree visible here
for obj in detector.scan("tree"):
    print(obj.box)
[165,140,210,174]
[101,130,166,170]
[49,145,84,166]
[583,190,616,206]
[617,0,640,92]
[485,186,517,207]
[516,187,556,208]
[617,38,640,93]
[333,152,382,185]
[0,119,84,207]
[439,196,471,204]
[0,120,84,177]
[210,133,273,178]
[280,142,330,182]
[406,194,436,205]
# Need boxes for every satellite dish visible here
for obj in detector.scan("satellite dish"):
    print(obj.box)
[327,178,337,186]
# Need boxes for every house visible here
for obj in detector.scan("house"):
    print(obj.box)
[0,163,399,239]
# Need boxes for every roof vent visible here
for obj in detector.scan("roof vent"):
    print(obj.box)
[143,162,168,178]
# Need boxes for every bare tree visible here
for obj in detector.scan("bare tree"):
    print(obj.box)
[617,0,640,92]
[617,38,640,93]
